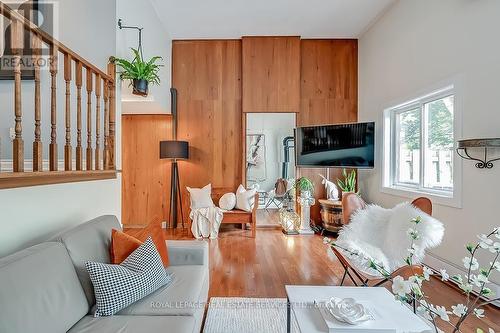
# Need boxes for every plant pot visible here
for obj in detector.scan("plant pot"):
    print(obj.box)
[132,79,149,96]
[300,190,312,199]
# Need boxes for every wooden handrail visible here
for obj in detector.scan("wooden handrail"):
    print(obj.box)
[0,0,117,189]
[0,1,113,82]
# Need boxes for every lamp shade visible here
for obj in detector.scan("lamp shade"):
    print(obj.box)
[160,141,189,159]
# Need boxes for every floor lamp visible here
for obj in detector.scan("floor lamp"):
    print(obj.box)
[160,140,189,228]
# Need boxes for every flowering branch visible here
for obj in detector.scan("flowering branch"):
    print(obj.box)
[324,223,500,333]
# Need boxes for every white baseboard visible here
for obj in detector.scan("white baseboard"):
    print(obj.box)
[424,252,500,308]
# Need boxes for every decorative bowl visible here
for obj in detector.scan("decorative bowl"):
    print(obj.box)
[325,297,373,325]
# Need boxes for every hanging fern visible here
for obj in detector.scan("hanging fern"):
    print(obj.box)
[112,48,163,85]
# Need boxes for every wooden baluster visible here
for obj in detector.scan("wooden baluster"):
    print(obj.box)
[75,61,83,170]
[64,54,72,171]
[95,74,101,170]
[103,78,110,169]
[11,18,23,172]
[86,69,93,170]
[32,33,42,172]
[107,61,116,170]
[49,45,58,171]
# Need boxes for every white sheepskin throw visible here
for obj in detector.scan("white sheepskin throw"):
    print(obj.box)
[336,202,444,275]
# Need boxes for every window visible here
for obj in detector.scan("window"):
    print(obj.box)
[383,85,461,206]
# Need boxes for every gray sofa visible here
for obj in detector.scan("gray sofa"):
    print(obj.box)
[0,215,209,333]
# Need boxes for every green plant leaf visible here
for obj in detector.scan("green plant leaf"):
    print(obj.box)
[113,48,163,85]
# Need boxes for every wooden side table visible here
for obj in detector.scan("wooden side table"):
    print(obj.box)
[318,199,343,233]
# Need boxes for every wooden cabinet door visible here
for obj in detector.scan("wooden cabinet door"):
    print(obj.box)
[242,36,300,113]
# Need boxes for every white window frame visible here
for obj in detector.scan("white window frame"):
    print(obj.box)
[382,79,463,208]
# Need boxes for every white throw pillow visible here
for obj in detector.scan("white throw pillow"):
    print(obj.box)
[235,184,256,212]
[219,193,236,211]
[186,184,215,209]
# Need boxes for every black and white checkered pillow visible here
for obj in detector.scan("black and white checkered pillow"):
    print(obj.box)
[85,237,171,317]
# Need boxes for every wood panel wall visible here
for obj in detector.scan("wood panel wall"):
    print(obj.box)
[242,36,301,113]
[173,40,243,226]
[122,114,173,227]
[298,39,358,224]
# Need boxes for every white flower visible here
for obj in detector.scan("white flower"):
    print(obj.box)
[491,261,500,272]
[494,227,500,239]
[474,308,485,318]
[490,242,500,253]
[392,276,411,297]
[423,266,433,281]
[407,228,420,240]
[434,305,450,322]
[451,304,467,317]
[459,283,473,293]
[439,269,449,281]
[478,234,493,249]
[416,300,433,320]
[471,274,489,287]
[409,275,423,287]
[463,257,479,271]
[489,328,495,333]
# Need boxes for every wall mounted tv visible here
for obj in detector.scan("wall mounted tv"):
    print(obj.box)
[295,122,375,168]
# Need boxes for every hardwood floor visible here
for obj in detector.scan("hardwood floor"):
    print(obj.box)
[255,208,281,227]
[125,226,500,332]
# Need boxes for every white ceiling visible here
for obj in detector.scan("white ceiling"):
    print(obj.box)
[150,0,396,39]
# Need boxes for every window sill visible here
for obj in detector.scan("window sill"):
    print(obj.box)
[0,170,118,190]
[380,184,462,209]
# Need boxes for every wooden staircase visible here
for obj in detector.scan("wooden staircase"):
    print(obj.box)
[0,1,117,189]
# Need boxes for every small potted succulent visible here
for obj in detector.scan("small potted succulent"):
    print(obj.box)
[112,48,163,96]
[337,168,358,195]
[295,177,315,199]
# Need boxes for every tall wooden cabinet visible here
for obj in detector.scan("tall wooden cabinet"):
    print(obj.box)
[242,36,301,113]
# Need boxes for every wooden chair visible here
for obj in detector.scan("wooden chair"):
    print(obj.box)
[334,193,432,288]
[211,187,258,238]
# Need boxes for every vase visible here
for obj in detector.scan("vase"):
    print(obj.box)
[132,79,149,96]
[300,190,312,199]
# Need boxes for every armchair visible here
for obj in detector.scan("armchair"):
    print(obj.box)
[334,193,439,289]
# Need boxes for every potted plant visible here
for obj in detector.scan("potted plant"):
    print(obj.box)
[337,168,358,195]
[112,48,163,96]
[295,177,314,198]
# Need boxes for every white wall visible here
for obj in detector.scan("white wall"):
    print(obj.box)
[0,0,121,257]
[246,113,296,192]
[117,0,172,114]
[359,0,500,284]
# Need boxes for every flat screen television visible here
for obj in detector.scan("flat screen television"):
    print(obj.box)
[295,122,375,168]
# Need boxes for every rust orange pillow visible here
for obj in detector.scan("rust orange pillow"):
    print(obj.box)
[110,227,169,267]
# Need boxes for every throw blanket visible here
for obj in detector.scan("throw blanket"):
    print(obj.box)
[336,202,444,276]
[190,206,224,239]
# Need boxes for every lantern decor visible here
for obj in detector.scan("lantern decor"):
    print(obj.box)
[279,208,301,235]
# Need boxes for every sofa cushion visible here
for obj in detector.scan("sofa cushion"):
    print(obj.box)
[68,315,195,333]
[54,215,121,307]
[235,184,256,212]
[86,238,172,317]
[219,192,236,210]
[110,229,142,264]
[118,265,208,316]
[0,242,88,333]
[187,183,215,209]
